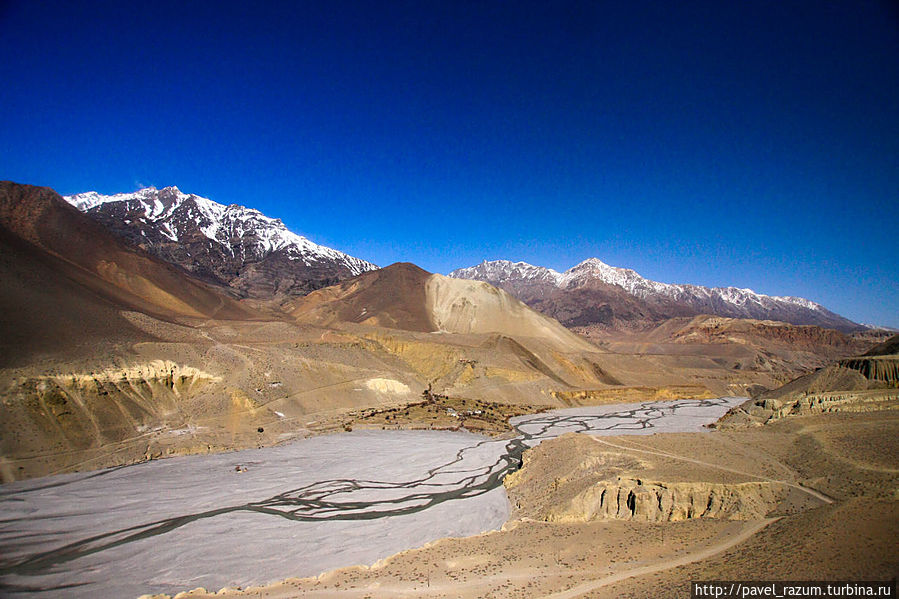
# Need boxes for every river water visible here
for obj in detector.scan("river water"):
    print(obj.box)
[0,397,743,597]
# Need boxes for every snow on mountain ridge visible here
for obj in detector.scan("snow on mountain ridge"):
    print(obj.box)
[450,258,827,314]
[64,187,376,275]
[67,187,176,214]
[458,260,564,285]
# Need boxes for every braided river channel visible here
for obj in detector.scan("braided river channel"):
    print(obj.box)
[0,396,744,597]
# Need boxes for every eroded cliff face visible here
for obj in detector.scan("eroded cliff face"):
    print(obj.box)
[838,357,899,387]
[504,433,792,524]
[717,353,899,427]
[543,477,783,522]
[0,361,222,477]
[760,390,899,421]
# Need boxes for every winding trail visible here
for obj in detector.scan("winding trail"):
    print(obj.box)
[539,518,779,599]
[207,520,782,598]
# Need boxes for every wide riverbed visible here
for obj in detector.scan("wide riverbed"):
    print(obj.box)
[0,397,744,597]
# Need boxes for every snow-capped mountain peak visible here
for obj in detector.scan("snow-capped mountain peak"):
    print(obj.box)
[449,257,857,331]
[67,186,202,220]
[455,260,564,285]
[63,187,378,298]
[560,257,665,293]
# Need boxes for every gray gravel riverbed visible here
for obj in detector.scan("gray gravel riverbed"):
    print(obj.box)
[0,397,744,597]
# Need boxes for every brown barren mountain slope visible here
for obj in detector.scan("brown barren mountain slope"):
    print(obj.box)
[0,224,154,367]
[577,315,885,395]
[524,278,682,329]
[424,274,597,351]
[451,259,862,332]
[286,263,595,352]
[285,262,434,331]
[864,333,899,356]
[0,182,259,323]
[717,334,899,428]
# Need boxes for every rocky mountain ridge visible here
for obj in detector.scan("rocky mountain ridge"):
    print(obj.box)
[450,259,860,332]
[65,186,378,298]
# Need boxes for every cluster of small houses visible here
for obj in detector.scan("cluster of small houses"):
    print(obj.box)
[445,407,483,418]
[421,385,484,418]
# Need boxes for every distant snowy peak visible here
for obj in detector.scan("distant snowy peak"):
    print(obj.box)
[452,258,822,309]
[559,258,825,311]
[64,186,377,276]
[449,258,855,330]
[452,260,564,286]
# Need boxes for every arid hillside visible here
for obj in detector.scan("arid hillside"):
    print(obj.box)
[576,315,888,395]
[287,263,595,351]
[717,333,899,428]
[0,186,714,480]
[0,182,887,483]
[0,182,259,324]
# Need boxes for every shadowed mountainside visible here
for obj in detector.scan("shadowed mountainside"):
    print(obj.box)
[0,182,268,367]
[864,334,899,357]
[0,182,260,324]
[285,262,434,331]
[0,222,154,367]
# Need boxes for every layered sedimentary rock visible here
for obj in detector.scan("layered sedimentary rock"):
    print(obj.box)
[504,433,788,524]
[2,361,222,458]
[762,390,899,420]
[1,361,233,482]
[717,341,899,427]
[545,477,783,522]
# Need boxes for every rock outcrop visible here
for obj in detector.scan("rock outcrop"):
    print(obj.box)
[762,390,899,420]
[838,357,899,386]
[504,433,789,524]
[545,477,783,522]
[717,346,899,427]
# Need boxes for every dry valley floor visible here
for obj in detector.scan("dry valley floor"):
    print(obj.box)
[159,404,898,599]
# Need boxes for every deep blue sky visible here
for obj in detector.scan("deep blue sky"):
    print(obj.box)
[2,1,897,327]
